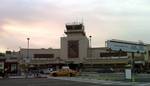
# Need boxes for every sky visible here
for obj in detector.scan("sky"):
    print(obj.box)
[0,0,150,52]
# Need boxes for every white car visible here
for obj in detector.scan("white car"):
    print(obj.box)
[41,68,53,74]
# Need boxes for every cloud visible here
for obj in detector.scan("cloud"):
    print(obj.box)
[0,19,63,50]
[0,0,150,52]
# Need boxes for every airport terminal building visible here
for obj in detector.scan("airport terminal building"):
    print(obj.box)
[16,23,149,72]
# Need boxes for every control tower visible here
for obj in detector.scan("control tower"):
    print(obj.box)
[61,22,89,64]
[65,22,86,36]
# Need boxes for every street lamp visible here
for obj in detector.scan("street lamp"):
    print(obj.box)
[25,38,30,78]
[27,38,30,60]
[89,36,92,48]
[89,36,92,67]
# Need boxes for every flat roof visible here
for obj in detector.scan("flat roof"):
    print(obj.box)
[107,39,146,46]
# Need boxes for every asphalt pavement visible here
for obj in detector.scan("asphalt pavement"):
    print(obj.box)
[0,78,131,86]
[1,73,150,86]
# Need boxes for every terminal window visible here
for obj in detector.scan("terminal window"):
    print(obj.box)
[66,24,83,30]
[34,54,54,58]
[100,52,127,57]
[68,40,79,58]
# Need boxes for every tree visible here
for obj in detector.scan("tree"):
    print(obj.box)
[0,53,5,57]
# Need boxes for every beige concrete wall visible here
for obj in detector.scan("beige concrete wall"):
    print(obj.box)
[88,48,107,59]
[60,36,89,63]
[20,48,60,60]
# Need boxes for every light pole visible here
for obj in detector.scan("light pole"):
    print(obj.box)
[27,38,30,61]
[26,38,30,78]
[89,36,92,48]
[89,36,92,67]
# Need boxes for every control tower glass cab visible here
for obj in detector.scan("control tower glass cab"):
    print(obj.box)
[65,22,86,36]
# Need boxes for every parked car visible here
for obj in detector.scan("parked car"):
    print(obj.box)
[50,68,78,77]
[40,68,53,74]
